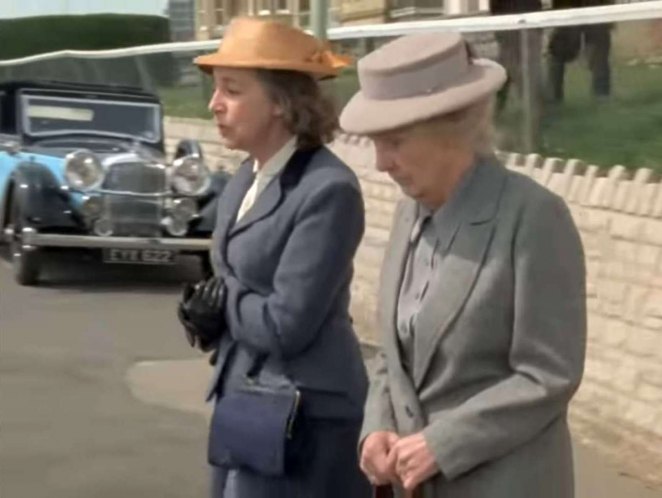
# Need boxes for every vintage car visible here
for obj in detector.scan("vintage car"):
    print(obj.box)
[0,80,229,285]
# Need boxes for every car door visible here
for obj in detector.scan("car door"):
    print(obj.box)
[0,92,20,224]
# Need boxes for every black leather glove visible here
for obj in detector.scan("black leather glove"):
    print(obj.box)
[177,276,227,352]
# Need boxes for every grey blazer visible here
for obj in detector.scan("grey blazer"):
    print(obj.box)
[207,146,368,420]
[363,157,587,498]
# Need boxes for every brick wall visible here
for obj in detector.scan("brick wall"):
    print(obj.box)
[164,117,662,487]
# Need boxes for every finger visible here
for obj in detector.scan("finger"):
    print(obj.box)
[376,459,399,482]
[189,281,205,307]
[402,471,421,492]
[359,452,375,477]
[359,452,369,471]
[210,278,223,307]
[386,432,400,447]
[386,445,399,468]
[184,328,194,347]
[362,454,382,479]
[363,471,376,485]
[177,303,188,321]
[363,452,391,484]
[200,278,214,304]
[396,458,408,479]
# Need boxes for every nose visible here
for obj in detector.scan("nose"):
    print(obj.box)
[374,144,394,173]
[208,89,224,113]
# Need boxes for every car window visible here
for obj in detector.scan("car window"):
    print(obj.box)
[21,95,161,143]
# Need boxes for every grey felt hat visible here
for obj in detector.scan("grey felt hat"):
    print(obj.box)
[339,32,507,135]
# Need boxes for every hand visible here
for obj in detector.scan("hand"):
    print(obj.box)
[390,432,439,491]
[177,276,226,350]
[360,431,400,486]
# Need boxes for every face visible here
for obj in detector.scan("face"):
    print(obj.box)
[208,67,283,153]
[371,128,456,206]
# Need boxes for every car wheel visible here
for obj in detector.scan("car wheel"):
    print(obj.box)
[9,195,41,286]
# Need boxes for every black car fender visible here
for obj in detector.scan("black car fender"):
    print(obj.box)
[7,162,78,229]
[193,170,232,233]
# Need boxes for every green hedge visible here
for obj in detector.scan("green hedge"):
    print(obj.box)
[0,14,178,89]
[0,14,170,60]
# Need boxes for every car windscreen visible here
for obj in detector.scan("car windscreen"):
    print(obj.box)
[21,94,161,143]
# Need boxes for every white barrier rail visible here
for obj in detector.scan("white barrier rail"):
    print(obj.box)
[0,1,660,66]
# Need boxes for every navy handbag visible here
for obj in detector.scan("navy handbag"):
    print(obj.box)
[208,357,302,477]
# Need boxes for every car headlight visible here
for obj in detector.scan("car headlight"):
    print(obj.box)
[80,195,103,220]
[64,150,104,191]
[171,156,210,196]
[171,197,198,222]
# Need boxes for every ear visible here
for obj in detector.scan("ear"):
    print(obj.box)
[272,102,285,118]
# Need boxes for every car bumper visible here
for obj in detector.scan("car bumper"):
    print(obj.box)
[21,230,210,252]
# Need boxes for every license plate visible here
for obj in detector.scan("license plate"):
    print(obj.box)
[103,249,176,265]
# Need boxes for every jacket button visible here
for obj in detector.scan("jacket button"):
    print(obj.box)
[405,405,414,418]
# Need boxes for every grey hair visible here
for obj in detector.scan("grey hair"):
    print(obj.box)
[409,97,496,155]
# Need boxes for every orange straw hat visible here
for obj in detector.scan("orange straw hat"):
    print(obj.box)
[194,17,351,79]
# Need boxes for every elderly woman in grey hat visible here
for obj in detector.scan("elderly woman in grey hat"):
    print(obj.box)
[340,33,587,498]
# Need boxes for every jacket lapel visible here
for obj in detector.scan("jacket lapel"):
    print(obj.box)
[412,158,507,389]
[228,147,315,238]
[211,161,254,273]
[379,198,416,367]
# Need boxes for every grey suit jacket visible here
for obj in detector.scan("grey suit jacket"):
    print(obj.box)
[206,146,368,420]
[363,157,587,498]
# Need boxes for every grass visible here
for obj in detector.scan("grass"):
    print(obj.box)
[159,84,213,120]
[158,61,662,173]
[496,61,662,173]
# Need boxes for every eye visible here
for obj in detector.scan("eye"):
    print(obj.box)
[225,87,240,96]
[385,136,402,149]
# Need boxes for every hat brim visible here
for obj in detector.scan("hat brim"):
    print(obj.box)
[339,59,506,135]
[194,53,340,79]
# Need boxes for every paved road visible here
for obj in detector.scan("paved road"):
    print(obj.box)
[0,252,210,498]
[1,252,661,498]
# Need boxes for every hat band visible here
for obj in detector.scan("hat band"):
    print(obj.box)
[360,45,470,101]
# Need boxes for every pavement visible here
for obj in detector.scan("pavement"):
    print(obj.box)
[1,250,662,497]
[127,357,662,498]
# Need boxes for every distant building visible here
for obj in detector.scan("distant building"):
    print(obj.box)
[194,0,487,39]
[167,0,197,41]
[194,0,343,39]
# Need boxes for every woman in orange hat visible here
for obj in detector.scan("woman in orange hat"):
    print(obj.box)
[180,16,371,498]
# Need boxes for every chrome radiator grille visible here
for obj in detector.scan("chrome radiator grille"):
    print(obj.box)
[103,162,167,194]
[105,198,162,237]
[101,161,167,237]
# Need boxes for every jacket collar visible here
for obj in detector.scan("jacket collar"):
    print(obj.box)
[228,145,320,236]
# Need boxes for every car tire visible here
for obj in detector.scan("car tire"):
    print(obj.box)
[9,194,41,286]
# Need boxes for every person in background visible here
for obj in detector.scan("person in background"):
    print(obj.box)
[489,0,543,111]
[340,31,587,498]
[547,0,613,102]
[180,17,371,498]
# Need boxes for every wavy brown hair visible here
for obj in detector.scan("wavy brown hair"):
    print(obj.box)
[255,69,339,150]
